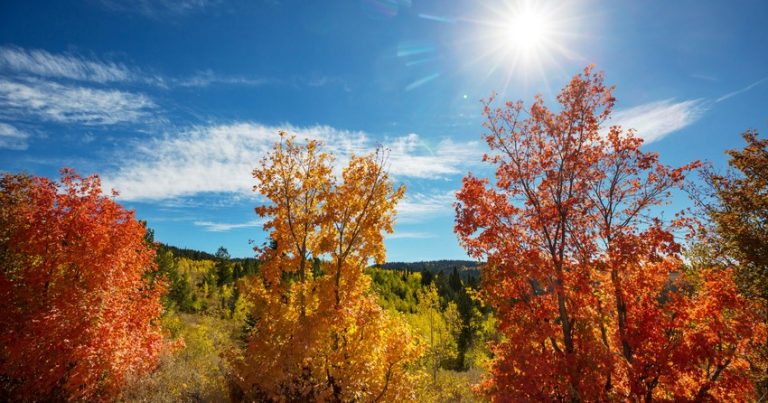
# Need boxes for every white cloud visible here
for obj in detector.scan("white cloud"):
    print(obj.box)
[194,219,264,232]
[387,134,482,179]
[102,122,479,201]
[386,231,437,240]
[303,75,350,91]
[189,193,454,232]
[0,122,29,150]
[97,0,220,17]
[610,99,706,144]
[0,46,136,83]
[102,123,365,201]
[174,70,274,88]
[396,191,456,224]
[716,77,768,103]
[0,79,155,125]
[0,46,276,90]
[0,46,348,93]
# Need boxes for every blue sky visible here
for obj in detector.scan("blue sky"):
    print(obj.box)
[1,0,766,261]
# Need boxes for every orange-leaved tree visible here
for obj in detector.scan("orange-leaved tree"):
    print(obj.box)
[686,130,768,393]
[236,133,423,401]
[454,66,763,401]
[0,169,166,401]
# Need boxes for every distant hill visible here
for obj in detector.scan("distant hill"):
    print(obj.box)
[157,243,259,265]
[158,243,217,260]
[375,260,483,276]
[158,244,483,276]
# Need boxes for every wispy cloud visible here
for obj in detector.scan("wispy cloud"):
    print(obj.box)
[716,77,768,103]
[194,219,263,232]
[386,231,437,240]
[0,46,277,90]
[102,123,280,201]
[300,75,352,92]
[173,70,274,88]
[0,79,156,125]
[610,99,706,144]
[96,0,220,18]
[396,191,456,224]
[0,46,351,94]
[691,73,717,82]
[102,123,480,201]
[405,73,441,92]
[609,79,768,143]
[0,122,29,150]
[388,133,482,179]
[0,46,136,83]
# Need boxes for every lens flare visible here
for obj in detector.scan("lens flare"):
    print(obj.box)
[457,0,589,92]
[360,0,410,20]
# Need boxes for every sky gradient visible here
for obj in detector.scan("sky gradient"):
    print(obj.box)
[1,0,767,261]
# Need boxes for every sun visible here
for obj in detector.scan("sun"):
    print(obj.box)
[497,0,561,68]
[459,0,587,89]
[505,5,553,57]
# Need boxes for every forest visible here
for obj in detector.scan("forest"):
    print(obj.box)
[2,67,767,402]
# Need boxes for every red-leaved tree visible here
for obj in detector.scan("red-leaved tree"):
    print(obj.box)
[0,170,166,401]
[455,67,764,401]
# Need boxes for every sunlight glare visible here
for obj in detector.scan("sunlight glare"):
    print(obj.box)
[460,0,588,92]
[506,5,552,57]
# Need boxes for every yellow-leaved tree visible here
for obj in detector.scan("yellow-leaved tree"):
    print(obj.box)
[236,133,423,401]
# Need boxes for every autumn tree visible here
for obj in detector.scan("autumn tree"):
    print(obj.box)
[693,131,768,301]
[415,283,461,383]
[236,133,423,401]
[214,246,233,287]
[0,170,166,401]
[688,130,768,391]
[455,66,763,401]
